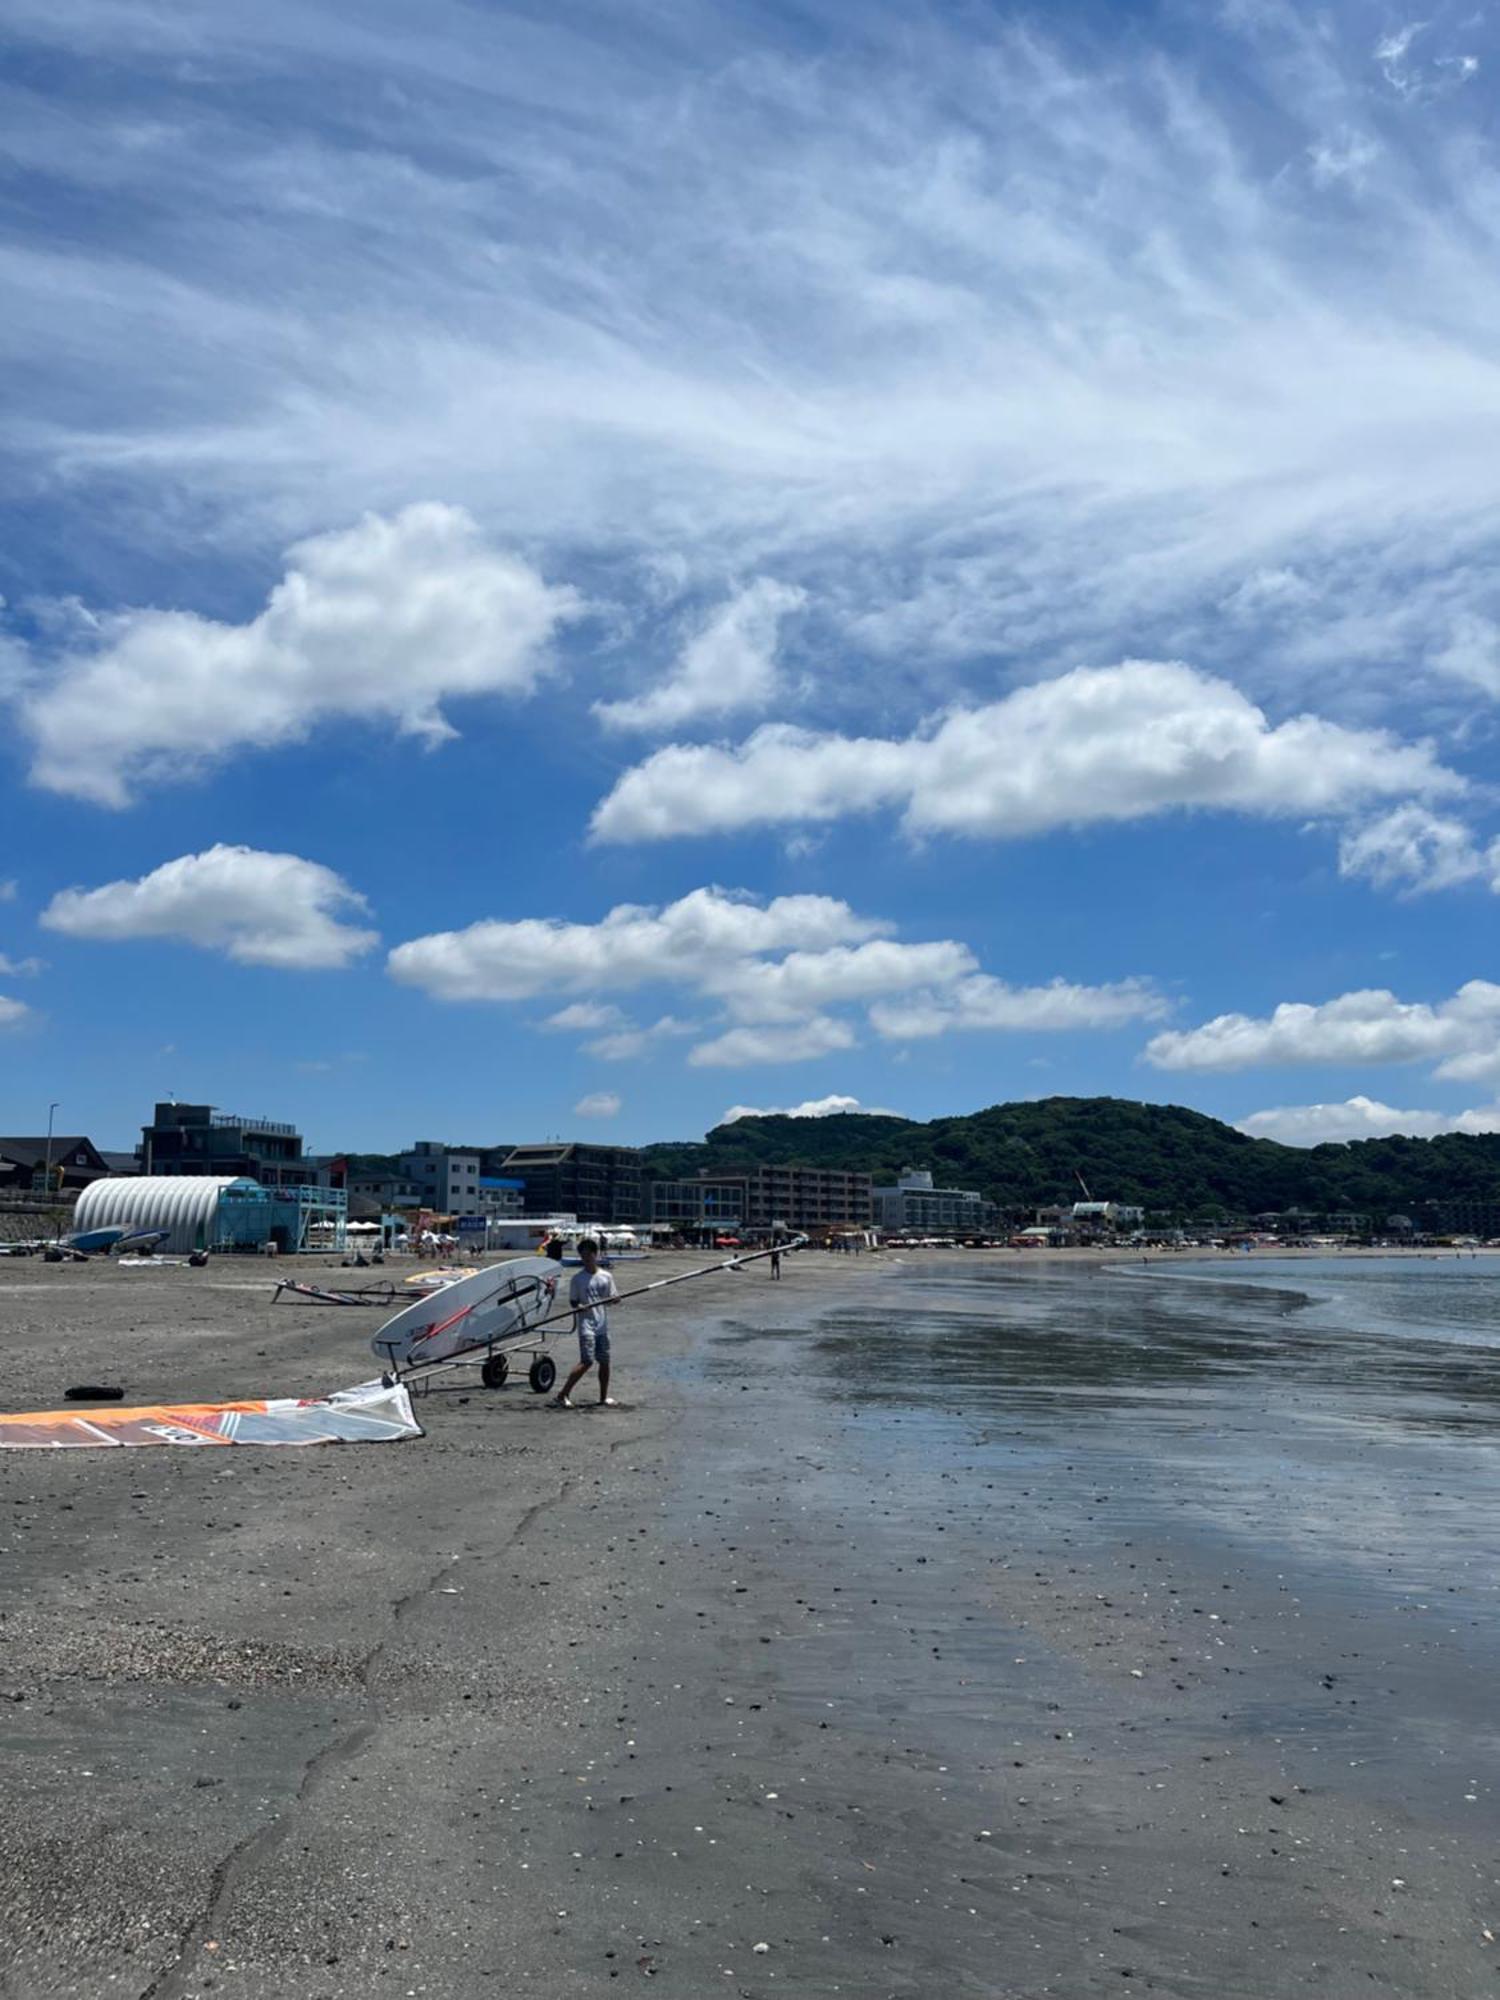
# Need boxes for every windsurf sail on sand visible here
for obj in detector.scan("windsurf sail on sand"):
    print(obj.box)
[0,1378,421,1449]
[274,1277,401,1308]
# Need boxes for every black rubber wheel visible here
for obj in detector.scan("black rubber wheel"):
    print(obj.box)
[528,1354,556,1395]
[481,1353,510,1389]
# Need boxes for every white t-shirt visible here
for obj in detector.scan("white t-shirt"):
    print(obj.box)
[569,1266,619,1337]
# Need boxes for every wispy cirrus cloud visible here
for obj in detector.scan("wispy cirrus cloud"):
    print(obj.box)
[4,1,1500,748]
[594,579,805,733]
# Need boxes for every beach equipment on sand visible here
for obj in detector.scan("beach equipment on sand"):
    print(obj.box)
[0,1378,421,1449]
[370,1238,809,1396]
[273,1276,402,1308]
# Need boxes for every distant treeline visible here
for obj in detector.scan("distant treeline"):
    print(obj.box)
[640,1097,1500,1222]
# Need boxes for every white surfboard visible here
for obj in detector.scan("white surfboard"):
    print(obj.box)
[370,1255,561,1374]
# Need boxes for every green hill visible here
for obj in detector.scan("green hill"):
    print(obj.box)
[641,1097,1500,1223]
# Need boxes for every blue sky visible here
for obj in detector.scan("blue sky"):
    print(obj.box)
[2,0,1499,1156]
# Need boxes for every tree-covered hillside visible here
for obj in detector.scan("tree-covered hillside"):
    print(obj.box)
[641,1097,1500,1220]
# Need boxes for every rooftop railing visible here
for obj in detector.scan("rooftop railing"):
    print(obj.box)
[211,1113,299,1137]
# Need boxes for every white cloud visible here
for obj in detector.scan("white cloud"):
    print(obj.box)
[722,1094,899,1122]
[389,887,887,1002]
[702,939,979,1023]
[7,8,1500,749]
[586,1015,697,1060]
[17,505,580,805]
[590,661,1461,844]
[0,995,30,1030]
[688,1016,857,1069]
[1338,804,1498,896]
[594,579,806,732]
[41,844,378,969]
[394,883,1166,1067]
[542,1001,627,1034]
[574,1090,622,1119]
[1308,132,1380,189]
[1238,1094,1500,1145]
[870,975,1168,1040]
[0,954,44,977]
[1430,614,1500,698]
[1145,979,1500,1079]
[0,881,16,902]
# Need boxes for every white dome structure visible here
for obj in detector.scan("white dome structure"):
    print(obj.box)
[73,1176,255,1254]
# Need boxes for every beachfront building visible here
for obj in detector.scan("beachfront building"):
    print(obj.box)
[499,1142,643,1224]
[872,1167,995,1235]
[474,1176,525,1219]
[0,1134,116,1193]
[399,1142,482,1215]
[651,1164,873,1238]
[139,1102,324,1191]
[73,1173,347,1254]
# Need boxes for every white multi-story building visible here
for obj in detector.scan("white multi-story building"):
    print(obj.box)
[398,1142,482,1216]
[872,1167,995,1235]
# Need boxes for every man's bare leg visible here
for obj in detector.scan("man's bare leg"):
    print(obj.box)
[598,1358,613,1405]
[554,1358,591,1405]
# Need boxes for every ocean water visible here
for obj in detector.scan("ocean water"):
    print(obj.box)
[768,1253,1500,1618]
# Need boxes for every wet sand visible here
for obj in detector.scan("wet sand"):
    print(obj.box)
[1,1249,1496,1997]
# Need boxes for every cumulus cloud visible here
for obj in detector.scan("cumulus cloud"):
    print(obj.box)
[591,661,1460,844]
[542,1001,627,1034]
[574,1091,622,1119]
[586,1015,697,1060]
[0,996,30,1030]
[18,506,580,806]
[1238,1094,1500,1145]
[722,1094,899,1122]
[1145,980,1500,1081]
[870,975,1168,1040]
[389,887,887,1002]
[41,844,378,969]
[703,940,979,1024]
[0,953,44,977]
[688,1017,857,1069]
[1338,804,1499,896]
[392,883,1160,1067]
[595,579,806,733]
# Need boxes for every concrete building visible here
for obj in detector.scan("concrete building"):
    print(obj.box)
[499,1143,643,1224]
[139,1103,323,1191]
[651,1163,872,1237]
[474,1176,525,1219]
[398,1142,482,1216]
[871,1167,995,1235]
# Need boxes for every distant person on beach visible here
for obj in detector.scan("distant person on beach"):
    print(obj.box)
[770,1245,782,1279]
[552,1237,620,1409]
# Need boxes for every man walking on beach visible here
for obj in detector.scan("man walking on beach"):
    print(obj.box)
[551,1237,620,1409]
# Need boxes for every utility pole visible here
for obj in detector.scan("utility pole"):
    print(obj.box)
[43,1100,59,1192]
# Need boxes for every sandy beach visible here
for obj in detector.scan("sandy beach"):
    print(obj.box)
[1,1247,1496,1998]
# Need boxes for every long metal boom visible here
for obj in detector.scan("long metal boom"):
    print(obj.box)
[530,1234,808,1332]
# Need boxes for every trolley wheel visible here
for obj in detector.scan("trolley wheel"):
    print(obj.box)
[528,1354,557,1395]
[481,1353,510,1390]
